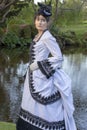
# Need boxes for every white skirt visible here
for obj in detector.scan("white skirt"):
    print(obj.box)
[18,68,77,130]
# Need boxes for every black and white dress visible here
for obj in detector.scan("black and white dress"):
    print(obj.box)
[16,30,77,130]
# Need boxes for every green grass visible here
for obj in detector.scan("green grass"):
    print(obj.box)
[0,122,16,130]
[52,22,87,47]
[60,23,87,36]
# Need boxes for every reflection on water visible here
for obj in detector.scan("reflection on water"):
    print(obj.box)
[63,53,87,130]
[0,48,87,130]
[0,48,29,122]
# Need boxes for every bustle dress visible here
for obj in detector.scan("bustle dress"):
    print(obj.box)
[16,30,77,130]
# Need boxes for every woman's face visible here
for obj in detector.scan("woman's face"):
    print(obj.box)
[35,15,48,32]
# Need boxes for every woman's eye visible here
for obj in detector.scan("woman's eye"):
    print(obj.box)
[40,19,46,22]
[36,18,46,22]
[36,17,40,21]
[42,19,46,22]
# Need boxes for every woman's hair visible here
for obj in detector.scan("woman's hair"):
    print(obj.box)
[34,13,50,22]
[34,2,52,22]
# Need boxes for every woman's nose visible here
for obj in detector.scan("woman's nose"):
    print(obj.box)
[38,20,42,24]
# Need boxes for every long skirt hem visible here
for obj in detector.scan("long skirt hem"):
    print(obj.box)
[16,117,42,130]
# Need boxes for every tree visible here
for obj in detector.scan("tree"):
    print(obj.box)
[0,0,32,25]
[51,0,87,23]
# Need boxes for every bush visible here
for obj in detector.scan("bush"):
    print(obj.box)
[7,24,20,36]
[2,30,32,48]
[2,32,20,48]
[0,27,6,45]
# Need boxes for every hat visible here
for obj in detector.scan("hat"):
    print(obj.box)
[37,2,52,17]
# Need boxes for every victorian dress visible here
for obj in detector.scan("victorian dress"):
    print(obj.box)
[16,29,77,130]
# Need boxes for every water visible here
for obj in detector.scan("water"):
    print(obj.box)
[0,47,87,130]
[63,52,87,130]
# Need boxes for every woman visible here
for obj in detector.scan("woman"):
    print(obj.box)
[16,2,77,130]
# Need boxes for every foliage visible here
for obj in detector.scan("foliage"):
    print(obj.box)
[0,0,31,25]
[0,28,5,38]
[2,31,32,48]
[2,32,20,48]
[50,22,87,47]
[7,2,35,26]
[51,0,87,25]
[0,27,7,45]
[0,0,87,48]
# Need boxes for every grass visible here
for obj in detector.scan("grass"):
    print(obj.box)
[60,23,87,37]
[57,23,87,46]
[0,122,16,130]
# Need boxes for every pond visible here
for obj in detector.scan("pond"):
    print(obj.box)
[0,47,87,130]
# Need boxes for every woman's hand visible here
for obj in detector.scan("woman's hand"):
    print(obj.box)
[30,62,38,71]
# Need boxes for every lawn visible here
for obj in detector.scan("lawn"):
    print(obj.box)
[57,23,87,46]
[0,122,16,130]
[60,23,87,36]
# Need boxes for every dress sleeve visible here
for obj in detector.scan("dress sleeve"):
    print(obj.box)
[37,36,63,79]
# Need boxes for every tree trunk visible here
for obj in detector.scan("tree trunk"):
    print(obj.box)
[54,0,59,21]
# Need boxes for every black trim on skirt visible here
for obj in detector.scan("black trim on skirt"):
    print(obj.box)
[16,117,42,130]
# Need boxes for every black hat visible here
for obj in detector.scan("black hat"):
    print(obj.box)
[37,2,52,17]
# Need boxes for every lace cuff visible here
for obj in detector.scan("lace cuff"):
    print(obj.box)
[37,59,55,79]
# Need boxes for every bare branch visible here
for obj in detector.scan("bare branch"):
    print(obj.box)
[0,0,33,24]
[31,0,37,12]
[2,0,19,10]
[54,0,59,20]
[0,10,10,23]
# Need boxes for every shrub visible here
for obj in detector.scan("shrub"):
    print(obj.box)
[2,32,20,48]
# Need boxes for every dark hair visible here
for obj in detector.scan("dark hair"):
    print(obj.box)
[34,13,50,22]
[34,2,52,22]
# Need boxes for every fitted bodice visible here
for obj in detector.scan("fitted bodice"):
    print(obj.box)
[33,41,50,61]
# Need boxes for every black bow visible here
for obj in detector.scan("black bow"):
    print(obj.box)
[38,2,52,17]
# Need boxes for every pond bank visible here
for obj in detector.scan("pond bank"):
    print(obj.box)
[0,23,87,48]
[51,23,87,47]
